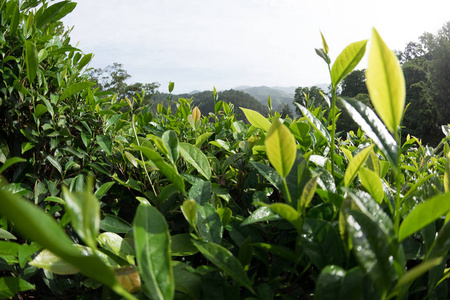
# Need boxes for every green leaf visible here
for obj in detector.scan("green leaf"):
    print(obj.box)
[36,1,77,28]
[265,118,296,178]
[315,265,346,300]
[173,262,201,298]
[96,135,113,155]
[181,199,197,228]
[197,204,222,244]
[0,157,26,175]
[268,203,302,233]
[193,240,254,293]
[0,277,34,299]
[171,234,198,256]
[25,40,38,84]
[60,82,96,100]
[242,206,282,226]
[134,203,174,300]
[0,228,16,240]
[179,142,211,180]
[300,175,319,210]
[331,40,368,86]
[392,257,443,294]
[100,214,133,234]
[251,243,296,262]
[0,182,134,299]
[295,103,332,144]
[343,144,374,187]
[366,28,405,134]
[189,180,211,205]
[78,53,93,70]
[9,1,20,36]
[320,31,329,54]
[339,97,398,168]
[44,153,62,175]
[251,162,285,198]
[34,104,47,118]
[302,218,343,270]
[346,210,396,292]
[162,130,179,165]
[98,232,135,265]
[399,193,450,242]
[30,249,79,275]
[13,80,30,96]
[195,132,214,148]
[94,182,115,200]
[133,145,185,192]
[358,168,384,204]
[62,182,99,249]
[240,107,271,132]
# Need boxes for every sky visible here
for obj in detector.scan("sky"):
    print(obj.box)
[62,0,450,94]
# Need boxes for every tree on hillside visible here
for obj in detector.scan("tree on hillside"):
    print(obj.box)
[339,69,368,97]
[87,62,160,101]
[420,21,450,127]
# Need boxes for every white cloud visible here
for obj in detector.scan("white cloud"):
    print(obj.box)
[63,0,450,93]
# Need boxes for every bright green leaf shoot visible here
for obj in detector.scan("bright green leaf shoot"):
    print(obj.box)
[366,28,406,134]
[265,118,296,178]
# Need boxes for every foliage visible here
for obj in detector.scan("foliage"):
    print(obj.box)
[2,1,450,299]
[87,62,160,103]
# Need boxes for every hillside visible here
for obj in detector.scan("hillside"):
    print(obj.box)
[149,89,268,120]
[235,86,296,115]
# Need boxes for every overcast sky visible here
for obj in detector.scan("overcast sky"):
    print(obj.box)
[63,0,450,94]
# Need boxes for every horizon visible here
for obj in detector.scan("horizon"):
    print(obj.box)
[63,1,450,94]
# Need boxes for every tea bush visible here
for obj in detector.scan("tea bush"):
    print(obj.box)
[2,1,450,299]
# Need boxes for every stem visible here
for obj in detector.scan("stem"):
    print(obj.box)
[283,178,293,205]
[329,87,337,178]
[393,129,402,235]
[132,114,157,199]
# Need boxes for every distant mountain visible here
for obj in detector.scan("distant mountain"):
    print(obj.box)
[234,84,329,117]
[234,86,295,116]
[150,89,268,120]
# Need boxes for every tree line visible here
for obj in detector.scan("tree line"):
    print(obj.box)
[294,21,450,146]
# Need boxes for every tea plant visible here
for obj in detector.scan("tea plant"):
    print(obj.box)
[2,1,450,299]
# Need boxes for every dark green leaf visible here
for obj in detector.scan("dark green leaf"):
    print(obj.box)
[36,1,76,28]
[179,142,211,180]
[173,262,201,298]
[0,182,133,299]
[346,210,396,292]
[96,135,113,155]
[301,218,343,269]
[197,204,222,244]
[339,97,398,168]
[315,265,346,300]
[189,180,211,205]
[62,183,99,249]
[94,182,115,200]
[295,103,331,144]
[98,232,135,265]
[0,157,26,175]
[241,206,281,226]
[134,203,174,300]
[60,82,96,100]
[133,145,185,192]
[162,130,179,165]
[193,240,254,293]
[25,40,38,84]
[0,277,34,299]
[100,214,133,234]
[171,234,198,256]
